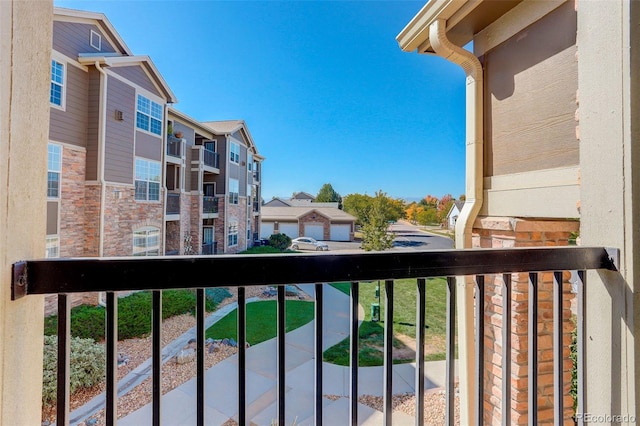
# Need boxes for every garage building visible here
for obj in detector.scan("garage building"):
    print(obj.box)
[260,206,356,241]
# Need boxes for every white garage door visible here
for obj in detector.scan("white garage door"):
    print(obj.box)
[279,223,299,239]
[304,224,324,241]
[260,222,274,239]
[330,224,351,241]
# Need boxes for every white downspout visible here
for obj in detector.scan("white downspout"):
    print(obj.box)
[94,61,108,258]
[95,61,108,306]
[429,19,483,426]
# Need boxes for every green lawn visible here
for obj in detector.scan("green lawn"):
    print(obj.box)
[205,300,314,345]
[325,278,453,366]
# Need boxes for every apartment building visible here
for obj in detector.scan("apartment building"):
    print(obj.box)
[47,8,262,265]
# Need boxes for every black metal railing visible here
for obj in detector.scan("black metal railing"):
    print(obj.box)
[166,136,182,158]
[203,149,219,169]
[11,247,618,426]
[203,196,218,214]
[166,193,180,215]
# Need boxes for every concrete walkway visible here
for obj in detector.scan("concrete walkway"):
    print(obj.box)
[114,285,451,425]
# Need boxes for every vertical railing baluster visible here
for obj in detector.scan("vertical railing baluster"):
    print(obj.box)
[315,283,324,425]
[56,294,70,426]
[445,277,456,425]
[383,279,394,426]
[196,288,206,426]
[576,271,586,426]
[277,285,286,425]
[475,275,485,426]
[502,274,511,426]
[350,281,359,426]
[106,291,118,425]
[238,287,246,426]
[553,271,564,424]
[152,290,162,426]
[415,278,426,426]
[528,273,538,425]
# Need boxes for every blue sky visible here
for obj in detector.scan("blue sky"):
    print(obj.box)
[55,0,467,201]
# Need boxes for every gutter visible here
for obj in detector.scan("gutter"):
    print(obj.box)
[429,19,483,425]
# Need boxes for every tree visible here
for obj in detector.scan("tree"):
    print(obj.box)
[343,193,373,225]
[316,183,342,208]
[360,191,395,251]
[437,194,454,224]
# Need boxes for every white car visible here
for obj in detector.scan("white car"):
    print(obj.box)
[290,237,329,251]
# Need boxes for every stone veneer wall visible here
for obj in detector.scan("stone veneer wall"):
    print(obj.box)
[222,198,247,254]
[101,184,164,257]
[59,146,86,257]
[474,217,579,425]
[298,212,331,240]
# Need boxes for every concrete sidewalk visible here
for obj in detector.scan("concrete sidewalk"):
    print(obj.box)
[118,285,452,425]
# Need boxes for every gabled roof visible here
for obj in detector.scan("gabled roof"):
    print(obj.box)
[55,7,177,103]
[447,200,465,218]
[203,120,263,159]
[54,7,133,55]
[78,54,177,103]
[261,206,356,222]
[292,192,315,201]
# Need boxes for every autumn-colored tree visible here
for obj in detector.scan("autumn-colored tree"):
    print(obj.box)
[437,194,454,223]
[421,194,439,208]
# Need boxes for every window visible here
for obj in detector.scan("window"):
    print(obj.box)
[90,30,101,50]
[228,221,238,247]
[46,236,59,258]
[229,178,239,204]
[47,143,62,198]
[247,153,253,171]
[230,142,240,164]
[136,94,163,135]
[133,227,160,256]
[135,158,161,201]
[50,60,64,106]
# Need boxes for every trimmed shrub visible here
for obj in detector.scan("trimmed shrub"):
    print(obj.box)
[269,233,292,251]
[42,335,106,406]
[206,288,232,305]
[44,290,217,342]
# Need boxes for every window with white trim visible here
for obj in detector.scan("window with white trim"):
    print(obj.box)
[47,143,62,198]
[136,94,163,135]
[134,158,161,201]
[90,30,102,50]
[229,178,239,204]
[247,153,253,171]
[46,236,59,258]
[228,221,238,247]
[50,60,64,106]
[133,227,160,256]
[230,142,240,164]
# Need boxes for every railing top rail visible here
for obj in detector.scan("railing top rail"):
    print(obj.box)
[11,247,617,299]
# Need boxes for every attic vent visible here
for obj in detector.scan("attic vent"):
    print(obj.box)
[90,30,102,51]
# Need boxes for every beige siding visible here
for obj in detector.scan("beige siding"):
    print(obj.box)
[53,21,118,59]
[49,64,88,147]
[111,66,161,98]
[483,1,578,177]
[86,68,100,180]
[46,201,59,235]
[104,77,135,183]
[135,131,162,161]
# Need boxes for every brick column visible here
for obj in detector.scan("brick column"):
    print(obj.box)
[474,217,579,424]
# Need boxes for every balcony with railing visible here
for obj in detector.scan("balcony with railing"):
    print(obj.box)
[201,241,217,255]
[166,193,180,217]
[11,246,618,425]
[166,136,184,164]
[203,196,219,217]
[203,148,219,170]
[253,200,260,213]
